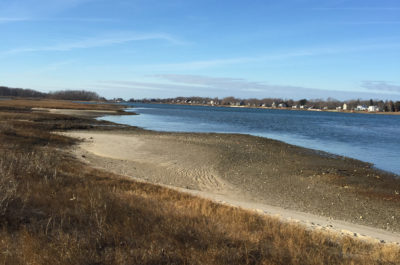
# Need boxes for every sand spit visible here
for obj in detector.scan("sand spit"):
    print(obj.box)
[32,108,119,117]
[63,130,400,245]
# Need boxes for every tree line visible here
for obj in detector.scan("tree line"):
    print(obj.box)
[133,96,400,112]
[0,86,101,101]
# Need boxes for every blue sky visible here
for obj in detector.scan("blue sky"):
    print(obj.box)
[1,0,399,100]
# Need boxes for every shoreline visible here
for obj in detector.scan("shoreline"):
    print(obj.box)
[62,127,400,244]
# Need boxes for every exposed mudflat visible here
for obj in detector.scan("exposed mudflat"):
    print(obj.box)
[63,129,400,244]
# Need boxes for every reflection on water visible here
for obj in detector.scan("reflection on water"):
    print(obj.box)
[101,103,400,175]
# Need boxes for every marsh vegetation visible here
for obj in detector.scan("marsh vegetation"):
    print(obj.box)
[0,100,399,265]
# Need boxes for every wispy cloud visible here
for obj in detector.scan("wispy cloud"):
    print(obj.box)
[98,80,201,92]
[1,32,184,56]
[156,74,310,93]
[139,42,400,71]
[154,75,265,90]
[0,0,114,25]
[0,0,94,17]
[99,75,322,98]
[0,17,29,23]
[361,81,400,93]
[98,75,400,100]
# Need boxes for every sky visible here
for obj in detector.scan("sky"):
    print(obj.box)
[0,0,399,100]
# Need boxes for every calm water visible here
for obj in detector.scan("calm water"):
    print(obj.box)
[101,103,400,176]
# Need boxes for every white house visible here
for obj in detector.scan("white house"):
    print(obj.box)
[278,103,287,108]
[368,106,379,112]
[343,103,348,110]
[356,105,367,111]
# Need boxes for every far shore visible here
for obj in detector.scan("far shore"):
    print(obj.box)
[131,101,400,115]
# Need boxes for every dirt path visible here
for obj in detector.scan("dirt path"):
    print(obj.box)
[63,130,400,245]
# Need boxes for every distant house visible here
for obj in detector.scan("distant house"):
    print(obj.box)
[343,103,348,110]
[323,106,328,110]
[300,105,305,109]
[356,105,367,111]
[336,106,342,110]
[272,102,277,108]
[278,103,287,108]
[368,106,379,112]
[292,105,298,109]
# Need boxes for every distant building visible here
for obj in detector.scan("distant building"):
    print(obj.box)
[336,106,342,110]
[272,102,277,108]
[356,105,367,111]
[343,103,348,110]
[368,106,379,112]
[292,105,298,109]
[278,103,287,108]
[300,105,305,109]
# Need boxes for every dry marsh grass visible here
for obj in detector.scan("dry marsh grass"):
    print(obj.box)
[0,102,399,265]
[0,98,123,111]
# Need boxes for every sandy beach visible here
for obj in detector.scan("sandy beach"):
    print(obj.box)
[62,128,400,245]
